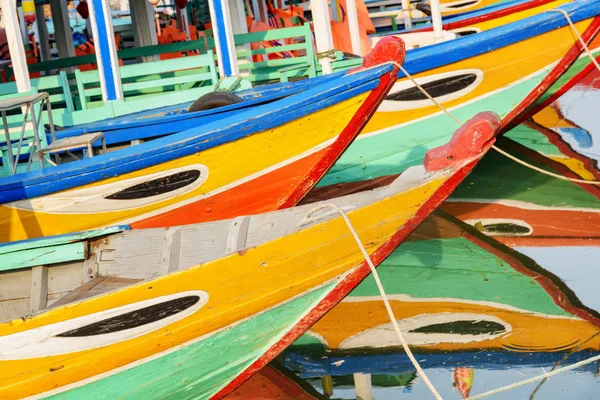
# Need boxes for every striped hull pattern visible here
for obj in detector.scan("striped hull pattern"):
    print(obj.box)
[291,213,600,354]
[320,7,600,187]
[0,64,398,242]
[0,150,487,399]
[442,131,600,247]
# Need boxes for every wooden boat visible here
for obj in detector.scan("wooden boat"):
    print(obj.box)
[0,39,405,243]
[288,210,600,355]
[442,131,600,247]
[318,0,600,190]
[224,363,324,400]
[55,0,598,151]
[360,0,509,31]
[0,113,497,399]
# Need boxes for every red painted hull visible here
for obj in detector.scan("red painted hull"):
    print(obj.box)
[442,201,600,246]
[413,0,557,33]
[213,159,482,399]
[131,64,399,229]
[223,364,319,400]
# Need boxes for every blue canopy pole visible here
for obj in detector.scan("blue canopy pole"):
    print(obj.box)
[88,0,124,101]
[207,0,239,78]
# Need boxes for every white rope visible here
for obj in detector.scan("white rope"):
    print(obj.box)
[298,204,444,400]
[466,353,600,399]
[390,62,600,185]
[492,145,600,185]
[548,9,600,73]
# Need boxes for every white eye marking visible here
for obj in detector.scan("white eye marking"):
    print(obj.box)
[379,69,484,112]
[0,291,209,360]
[340,313,510,349]
[464,219,533,237]
[7,164,209,214]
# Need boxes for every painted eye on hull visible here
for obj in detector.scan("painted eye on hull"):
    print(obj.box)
[0,291,209,360]
[379,70,483,112]
[409,320,506,336]
[386,74,478,102]
[57,295,201,337]
[7,164,209,214]
[465,219,533,237]
[339,313,510,349]
[105,170,202,200]
[445,0,479,9]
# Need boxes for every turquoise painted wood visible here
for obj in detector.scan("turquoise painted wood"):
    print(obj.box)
[7,39,210,76]
[223,23,317,82]
[0,225,129,255]
[0,226,129,271]
[0,71,74,112]
[46,284,334,399]
[75,51,218,110]
[0,242,85,272]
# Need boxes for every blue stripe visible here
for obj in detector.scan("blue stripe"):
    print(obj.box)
[0,65,392,203]
[213,0,233,77]
[371,0,531,36]
[401,0,600,76]
[284,350,600,376]
[55,73,348,145]
[90,0,118,100]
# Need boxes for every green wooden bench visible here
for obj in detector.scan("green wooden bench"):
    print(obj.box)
[0,71,75,113]
[74,51,218,111]
[221,23,318,83]
[6,38,211,78]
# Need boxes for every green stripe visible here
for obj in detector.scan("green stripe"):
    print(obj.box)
[449,139,600,209]
[505,123,564,157]
[350,238,571,316]
[319,68,546,187]
[0,242,85,272]
[48,283,335,399]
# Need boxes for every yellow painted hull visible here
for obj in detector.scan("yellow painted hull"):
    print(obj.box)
[306,298,600,352]
[0,162,465,399]
[0,93,369,242]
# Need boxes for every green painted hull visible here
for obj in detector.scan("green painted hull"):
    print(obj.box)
[320,54,593,187]
[351,235,571,317]
[46,284,335,399]
[449,139,600,208]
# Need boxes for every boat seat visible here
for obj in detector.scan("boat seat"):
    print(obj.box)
[41,131,107,165]
[50,276,143,309]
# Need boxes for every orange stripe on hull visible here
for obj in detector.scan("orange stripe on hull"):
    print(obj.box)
[442,201,600,243]
[131,148,328,228]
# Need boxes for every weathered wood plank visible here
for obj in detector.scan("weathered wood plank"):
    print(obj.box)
[29,266,48,314]
[50,276,107,308]
[226,216,250,254]
[82,247,100,283]
[0,242,85,272]
[0,225,129,255]
[159,227,182,275]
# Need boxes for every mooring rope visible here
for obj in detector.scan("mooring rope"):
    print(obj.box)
[548,9,600,73]
[374,15,600,396]
[297,204,444,400]
[388,58,600,185]
[466,353,600,399]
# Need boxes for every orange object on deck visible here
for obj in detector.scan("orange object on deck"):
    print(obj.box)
[75,34,123,71]
[331,0,374,55]
[157,21,201,60]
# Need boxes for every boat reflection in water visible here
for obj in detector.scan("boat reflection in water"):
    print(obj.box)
[281,210,600,398]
